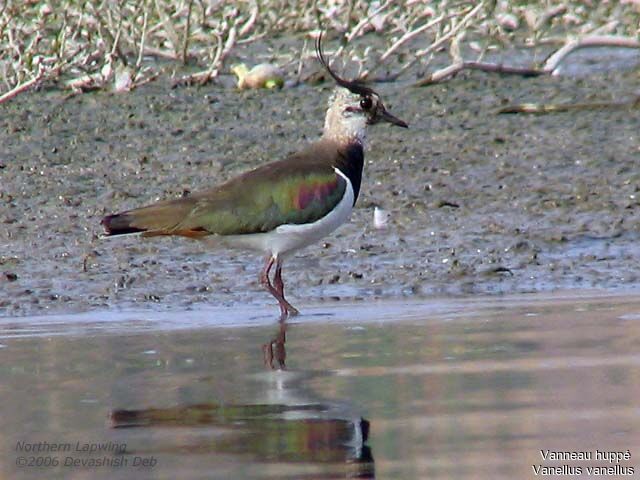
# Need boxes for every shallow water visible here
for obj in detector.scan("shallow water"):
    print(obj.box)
[2,292,640,479]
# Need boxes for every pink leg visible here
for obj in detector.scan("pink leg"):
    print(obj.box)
[260,255,299,320]
[274,257,299,317]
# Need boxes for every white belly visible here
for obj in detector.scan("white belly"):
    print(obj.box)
[213,168,355,257]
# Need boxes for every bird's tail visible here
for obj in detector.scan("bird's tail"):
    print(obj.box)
[101,211,147,236]
[101,200,208,239]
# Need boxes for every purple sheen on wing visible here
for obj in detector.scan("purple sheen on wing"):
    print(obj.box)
[294,177,339,211]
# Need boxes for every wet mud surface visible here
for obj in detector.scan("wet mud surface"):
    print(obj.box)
[1,58,640,316]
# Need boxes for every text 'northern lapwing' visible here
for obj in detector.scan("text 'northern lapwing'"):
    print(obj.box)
[101,33,408,320]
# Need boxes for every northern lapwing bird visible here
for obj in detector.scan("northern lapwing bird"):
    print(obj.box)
[101,33,408,320]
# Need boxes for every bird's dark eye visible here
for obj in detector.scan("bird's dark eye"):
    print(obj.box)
[360,97,373,110]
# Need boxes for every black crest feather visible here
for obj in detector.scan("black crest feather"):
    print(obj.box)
[315,32,376,97]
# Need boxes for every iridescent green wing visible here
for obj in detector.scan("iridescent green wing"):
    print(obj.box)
[176,156,347,235]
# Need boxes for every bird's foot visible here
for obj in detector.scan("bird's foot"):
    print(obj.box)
[278,301,299,320]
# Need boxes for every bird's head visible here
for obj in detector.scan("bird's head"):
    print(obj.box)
[317,33,408,143]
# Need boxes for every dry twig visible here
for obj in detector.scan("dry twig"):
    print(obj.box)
[1,1,639,101]
[498,96,640,114]
[0,64,47,104]
[542,35,640,74]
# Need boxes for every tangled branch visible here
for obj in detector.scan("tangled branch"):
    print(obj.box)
[0,1,639,101]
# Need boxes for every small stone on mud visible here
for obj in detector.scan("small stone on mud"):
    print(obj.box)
[436,200,460,208]
[483,267,514,276]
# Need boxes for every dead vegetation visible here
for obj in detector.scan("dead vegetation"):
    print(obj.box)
[1,1,639,102]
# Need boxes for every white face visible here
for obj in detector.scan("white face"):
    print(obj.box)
[323,86,406,143]
[335,89,384,124]
[324,88,378,143]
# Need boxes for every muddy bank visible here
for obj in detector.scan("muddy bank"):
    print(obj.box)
[1,61,639,316]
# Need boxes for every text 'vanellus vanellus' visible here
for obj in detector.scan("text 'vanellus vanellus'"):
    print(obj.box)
[101,33,408,320]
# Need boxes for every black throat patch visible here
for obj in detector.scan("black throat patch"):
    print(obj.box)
[335,142,364,206]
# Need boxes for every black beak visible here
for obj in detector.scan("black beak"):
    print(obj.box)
[379,106,408,128]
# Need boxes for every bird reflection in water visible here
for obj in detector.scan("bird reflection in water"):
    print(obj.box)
[110,321,374,478]
[263,319,287,369]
